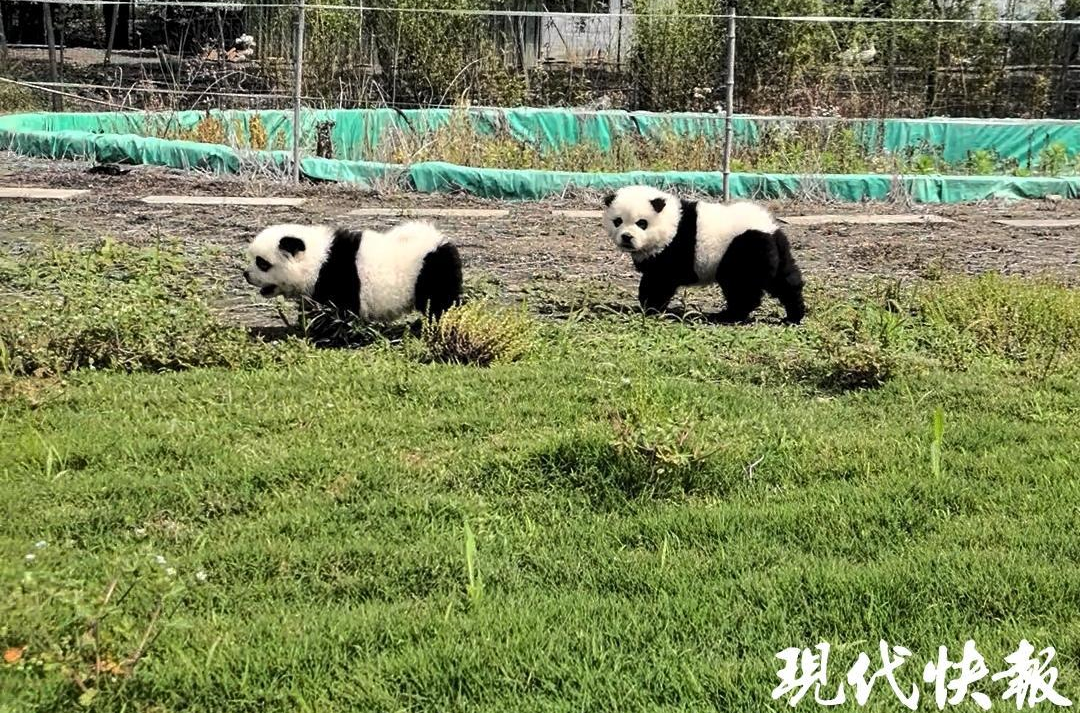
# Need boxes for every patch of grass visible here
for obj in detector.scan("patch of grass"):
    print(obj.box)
[798,299,910,391]
[911,273,1080,375]
[1,544,196,709]
[0,240,294,375]
[774,274,1080,391]
[1,255,1079,712]
[608,397,718,498]
[414,301,536,366]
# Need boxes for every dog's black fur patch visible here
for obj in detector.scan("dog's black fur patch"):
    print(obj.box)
[714,229,805,324]
[278,236,306,257]
[311,228,363,315]
[414,243,463,318]
[631,198,805,323]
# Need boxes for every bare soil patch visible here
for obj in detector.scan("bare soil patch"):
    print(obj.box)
[1,153,1077,326]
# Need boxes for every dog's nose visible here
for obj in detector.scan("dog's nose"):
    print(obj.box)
[243,269,250,279]
[620,233,634,246]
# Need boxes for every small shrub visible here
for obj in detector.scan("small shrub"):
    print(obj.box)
[965,148,999,175]
[810,335,901,391]
[800,301,910,391]
[0,240,278,376]
[1037,141,1070,176]
[416,301,535,367]
[294,298,395,350]
[909,154,941,175]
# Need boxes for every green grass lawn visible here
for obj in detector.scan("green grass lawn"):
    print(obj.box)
[1,242,1078,712]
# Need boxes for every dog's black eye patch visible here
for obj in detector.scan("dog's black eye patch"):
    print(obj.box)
[255,256,272,271]
[612,217,623,227]
[636,219,648,229]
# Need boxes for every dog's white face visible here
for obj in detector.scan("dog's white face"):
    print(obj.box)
[602,185,682,259]
[243,224,332,298]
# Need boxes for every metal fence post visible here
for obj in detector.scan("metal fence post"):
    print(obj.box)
[292,0,307,184]
[722,1,736,202]
[43,2,62,112]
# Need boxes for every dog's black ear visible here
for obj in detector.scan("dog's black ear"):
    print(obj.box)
[650,197,666,213]
[278,236,305,257]
[602,193,615,207]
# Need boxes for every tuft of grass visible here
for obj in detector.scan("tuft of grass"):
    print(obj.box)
[796,300,909,392]
[608,400,717,498]
[0,80,47,114]
[415,301,536,367]
[0,240,290,375]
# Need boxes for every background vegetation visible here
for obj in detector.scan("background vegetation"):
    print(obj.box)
[1,0,1078,117]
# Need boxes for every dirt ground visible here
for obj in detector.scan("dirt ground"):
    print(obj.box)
[1,153,1078,325]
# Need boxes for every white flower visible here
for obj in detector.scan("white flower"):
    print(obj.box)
[24,553,35,562]
[34,540,47,549]
[134,527,147,537]
[165,567,177,577]
[620,377,631,385]
[154,555,167,565]
[195,570,208,583]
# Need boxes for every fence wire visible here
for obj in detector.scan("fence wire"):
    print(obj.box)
[2,0,1078,117]
[1,0,1079,180]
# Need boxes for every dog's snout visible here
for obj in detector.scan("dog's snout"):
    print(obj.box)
[620,233,634,245]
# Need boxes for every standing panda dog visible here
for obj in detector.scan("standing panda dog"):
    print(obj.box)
[602,185,805,324]
[243,220,462,322]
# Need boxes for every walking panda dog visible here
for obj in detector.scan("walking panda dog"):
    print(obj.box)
[243,220,462,322]
[602,185,805,324]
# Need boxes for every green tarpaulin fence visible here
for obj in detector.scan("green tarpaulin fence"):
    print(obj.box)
[2,108,1079,202]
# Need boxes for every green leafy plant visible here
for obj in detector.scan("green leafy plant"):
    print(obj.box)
[1,543,199,709]
[965,148,999,175]
[800,301,911,391]
[929,406,945,478]
[1037,141,1070,176]
[608,399,717,496]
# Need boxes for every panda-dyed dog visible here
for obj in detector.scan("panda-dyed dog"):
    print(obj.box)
[602,185,805,324]
[243,220,462,322]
